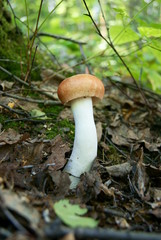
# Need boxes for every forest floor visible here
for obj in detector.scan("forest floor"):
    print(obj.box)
[0,67,161,240]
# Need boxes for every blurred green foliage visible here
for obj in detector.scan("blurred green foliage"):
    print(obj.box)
[5,0,161,93]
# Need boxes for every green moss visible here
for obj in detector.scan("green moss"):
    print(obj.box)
[107,146,123,164]
[45,119,74,141]
[0,114,25,130]
[41,105,63,117]
[0,0,26,79]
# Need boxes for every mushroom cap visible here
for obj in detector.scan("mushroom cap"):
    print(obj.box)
[57,74,105,105]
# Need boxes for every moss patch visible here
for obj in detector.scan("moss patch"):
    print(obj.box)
[45,119,75,142]
[0,114,25,131]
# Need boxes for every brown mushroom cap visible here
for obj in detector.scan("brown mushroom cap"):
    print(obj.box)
[57,74,105,105]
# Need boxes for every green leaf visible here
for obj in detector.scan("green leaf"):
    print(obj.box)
[110,26,140,45]
[53,199,98,228]
[138,27,161,38]
[147,70,161,92]
[113,7,128,17]
[30,109,48,119]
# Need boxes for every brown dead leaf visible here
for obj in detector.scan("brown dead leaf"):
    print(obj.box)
[153,188,161,202]
[0,80,14,90]
[133,148,150,200]
[115,217,130,228]
[147,201,161,209]
[149,208,161,219]
[107,123,161,151]
[0,144,14,162]
[144,164,161,178]
[100,141,109,151]
[100,183,115,198]
[0,189,40,230]
[49,171,71,197]
[45,135,70,171]
[77,172,102,203]
[13,141,44,165]
[0,128,22,145]
[106,162,132,177]
[17,100,40,112]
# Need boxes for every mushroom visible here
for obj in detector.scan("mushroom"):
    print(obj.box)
[57,74,104,188]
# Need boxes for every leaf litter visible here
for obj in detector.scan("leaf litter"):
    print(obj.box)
[0,75,161,239]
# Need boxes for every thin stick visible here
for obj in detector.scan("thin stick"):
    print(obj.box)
[27,45,38,85]
[0,91,60,105]
[0,103,27,116]
[37,0,64,32]
[25,0,44,82]
[79,44,92,74]
[45,225,161,240]
[0,65,58,100]
[35,32,86,45]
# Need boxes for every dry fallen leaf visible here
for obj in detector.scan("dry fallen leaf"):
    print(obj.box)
[0,189,40,230]
[115,217,130,229]
[106,162,132,177]
[45,135,70,171]
[0,128,22,145]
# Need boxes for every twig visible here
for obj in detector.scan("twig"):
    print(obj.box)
[79,44,92,74]
[87,205,130,219]
[2,208,28,234]
[105,130,128,159]
[24,0,44,82]
[108,78,134,101]
[45,224,161,240]
[35,32,86,45]
[0,91,60,105]
[0,103,28,116]
[0,58,26,65]
[108,78,161,101]
[0,65,58,100]
[5,117,54,124]
[27,45,38,85]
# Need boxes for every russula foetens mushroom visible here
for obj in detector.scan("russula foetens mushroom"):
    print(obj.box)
[57,74,104,188]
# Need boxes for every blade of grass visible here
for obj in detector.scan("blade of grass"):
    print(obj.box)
[24,0,30,43]
[38,0,64,32]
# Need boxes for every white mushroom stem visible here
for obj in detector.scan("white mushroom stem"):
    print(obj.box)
[64,97,97,188]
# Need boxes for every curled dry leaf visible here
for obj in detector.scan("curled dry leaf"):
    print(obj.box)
[100,183,115,199]
[0,80,14,90]
[153,188,161,202]
[133,148,150,200]
[107,124,161,152]
[0,128,22,145]
[100,141,110,151]
[106,162,132,177]
[149,208,161,219]
[115,217,130,229]
[144,164,161,178]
